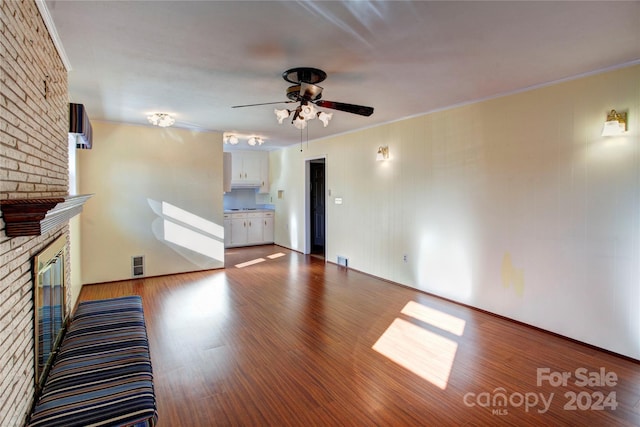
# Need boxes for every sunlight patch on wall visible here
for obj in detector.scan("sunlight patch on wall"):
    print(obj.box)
[373,301,465,390]
[148,199,224,267]
[289,211,299,251]
[418,232,473,301]
[163,220,224,260]
[162,201,224,238]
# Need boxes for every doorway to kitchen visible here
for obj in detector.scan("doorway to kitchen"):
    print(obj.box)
[305,157,326,258]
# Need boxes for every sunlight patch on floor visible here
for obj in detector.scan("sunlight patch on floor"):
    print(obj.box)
[235,258,266,268]
[373,301,465,390]
[267,252,286,259]
[401,301,466,336]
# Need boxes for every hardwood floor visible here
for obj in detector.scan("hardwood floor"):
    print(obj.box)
[78,245,640,426]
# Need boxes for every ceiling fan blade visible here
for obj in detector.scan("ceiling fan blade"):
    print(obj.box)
[314,100,374,117]
[232,100,295,108]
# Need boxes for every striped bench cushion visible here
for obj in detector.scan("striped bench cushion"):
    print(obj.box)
[28,296,158,427]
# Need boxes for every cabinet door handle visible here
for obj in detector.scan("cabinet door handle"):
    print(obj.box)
[249,221,252,226]
[264,220,267,226]
[239,173,242,179]
[244,221,246,227]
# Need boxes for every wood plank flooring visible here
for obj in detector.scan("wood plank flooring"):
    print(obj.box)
[78,245,640,426]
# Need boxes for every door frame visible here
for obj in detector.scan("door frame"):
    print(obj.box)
[304,155,327,255]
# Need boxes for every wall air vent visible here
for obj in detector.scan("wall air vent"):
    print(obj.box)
[337,256,348,268]
[132,256,145,277]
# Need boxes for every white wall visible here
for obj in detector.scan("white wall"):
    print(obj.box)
[270,64,640,360]
[78,121,225,284]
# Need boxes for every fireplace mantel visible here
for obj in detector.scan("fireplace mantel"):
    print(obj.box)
[0,194,93,237]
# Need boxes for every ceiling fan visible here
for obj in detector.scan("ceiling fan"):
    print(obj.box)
[232,67,374,129]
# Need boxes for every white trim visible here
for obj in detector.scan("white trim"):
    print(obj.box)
[305,60,640,146]
[36,0,72,71]
[304,155,327,255]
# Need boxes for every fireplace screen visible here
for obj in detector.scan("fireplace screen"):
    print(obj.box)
[34,234,68,390]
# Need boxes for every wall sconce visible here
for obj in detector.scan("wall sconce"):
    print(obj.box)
[376,146,389,161]
[601,109,627,136]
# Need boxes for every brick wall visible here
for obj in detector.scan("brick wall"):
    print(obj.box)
[0,1,69,425]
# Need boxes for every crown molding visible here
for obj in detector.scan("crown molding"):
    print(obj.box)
[35,0,72,71]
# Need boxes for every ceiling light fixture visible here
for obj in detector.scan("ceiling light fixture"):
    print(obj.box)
[147,113,175,128]
[224,134,239,145]
[601,109,628,136]
[247,137,264,146]
[224,133,265,146]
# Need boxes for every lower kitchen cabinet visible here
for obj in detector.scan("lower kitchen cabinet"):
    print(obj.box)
[230,214,249,246]
[224,211,274,248]
[223,214,232,246]
[246,212,263,244]
[263,212,274,243]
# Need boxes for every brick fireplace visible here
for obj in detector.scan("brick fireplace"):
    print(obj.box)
[0,1,72,425]
[33,234,69,392]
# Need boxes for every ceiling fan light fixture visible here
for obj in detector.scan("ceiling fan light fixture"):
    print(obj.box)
[147,113,175,127]
[317,111,333,127]
[274,108,291,124]
[293,116,307,130]
[300,103,317,121]
[247,69,373,131]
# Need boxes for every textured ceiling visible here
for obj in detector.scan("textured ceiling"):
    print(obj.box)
[44,1,640,149]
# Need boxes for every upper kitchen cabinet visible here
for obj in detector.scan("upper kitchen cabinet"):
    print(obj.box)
[228,150,269,193]
[259,153,269,194]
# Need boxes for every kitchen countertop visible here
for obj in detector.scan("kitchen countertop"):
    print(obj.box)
[224,208,274,214]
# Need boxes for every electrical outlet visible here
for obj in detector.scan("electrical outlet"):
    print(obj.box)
[403,254,408,263]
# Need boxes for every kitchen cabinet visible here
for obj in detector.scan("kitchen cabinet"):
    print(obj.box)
[228,151,269,193]
[229,213,249,246]
[246,212,264,244]
[231,151,261,186]
[223,213,232,246]
[263,211,274,243]
[259,153,270,194]
[224,210,274,248]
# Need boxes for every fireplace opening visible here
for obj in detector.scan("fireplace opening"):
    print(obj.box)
[33,234,69,392]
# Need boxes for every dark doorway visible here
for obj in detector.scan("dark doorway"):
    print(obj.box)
[310,160,325,256]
